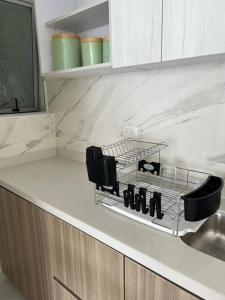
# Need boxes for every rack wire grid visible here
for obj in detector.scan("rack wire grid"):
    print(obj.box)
[101,139,168,169]
[96,166,209,236]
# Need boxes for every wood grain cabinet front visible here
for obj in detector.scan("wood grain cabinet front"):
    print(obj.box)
[47,215,124,300]
[0,186,200,300]
[125,258,199,300]
[0,187,53,300]
[0,187,124,300]
[53,279,81,300]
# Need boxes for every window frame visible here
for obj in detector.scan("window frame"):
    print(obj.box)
[0,0,39,114]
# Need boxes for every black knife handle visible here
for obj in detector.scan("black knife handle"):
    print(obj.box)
[150,192,164,219]
[139,187,149,214]
[123,184,136,209]
[135,194,141,212]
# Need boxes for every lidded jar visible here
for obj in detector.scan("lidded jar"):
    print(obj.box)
[52,33,81,70]
[81,37,103,66]
[103,36,110,63]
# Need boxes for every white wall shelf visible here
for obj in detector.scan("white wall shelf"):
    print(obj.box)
[42,53,225,80]
[43,63,113,80]
[45,0,109,33]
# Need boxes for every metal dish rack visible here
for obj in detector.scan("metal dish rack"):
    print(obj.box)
[101,139,167,169]
[91,140,211,236]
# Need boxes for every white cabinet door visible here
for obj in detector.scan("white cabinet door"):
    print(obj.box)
[163,0,225,61]
[111,0,162,68]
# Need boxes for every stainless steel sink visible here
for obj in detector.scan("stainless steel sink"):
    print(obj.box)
[181,212,225,262]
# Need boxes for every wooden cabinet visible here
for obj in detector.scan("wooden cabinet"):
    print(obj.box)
[162,0,225,61]
[0,187,53,300]
[0,187,200,300]
[53,279,80,300]
[48,215,124,300]
[125,258,198,300]
[0,187,124,300]
[110,0,162,68]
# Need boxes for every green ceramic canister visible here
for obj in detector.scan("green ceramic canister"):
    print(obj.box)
[81,37,103,66]
[52,33,81,70]
[103,36,110,63]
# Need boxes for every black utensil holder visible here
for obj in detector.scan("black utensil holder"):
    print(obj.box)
[182,176,223,222]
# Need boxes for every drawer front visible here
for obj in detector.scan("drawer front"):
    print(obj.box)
[48,216,124,300]
[54,279,81,300]
[0,187,53,300]
[125,258,199,300]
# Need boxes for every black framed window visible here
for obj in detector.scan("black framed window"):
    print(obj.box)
[0,0,39,114]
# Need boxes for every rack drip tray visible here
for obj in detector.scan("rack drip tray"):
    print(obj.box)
[96,166,211,236]
[98,193,206,237]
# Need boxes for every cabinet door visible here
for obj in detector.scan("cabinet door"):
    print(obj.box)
[48,216,124,300]
[0,187,53,300]
[111,0,162,68]
[53,279,80,300]
[125,258,199,300]
[163,0,225,61]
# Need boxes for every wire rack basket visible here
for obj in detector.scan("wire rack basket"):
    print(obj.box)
[96,165,209,236]
[101,139,167,169]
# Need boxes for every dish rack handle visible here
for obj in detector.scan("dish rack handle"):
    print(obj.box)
[138,160,161,176]
[86,146,118,187]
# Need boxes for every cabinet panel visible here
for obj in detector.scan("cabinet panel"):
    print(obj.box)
[111,0,162,67]
[53,279,80,300]
[0,187,53,300]
[163,0,225,60]
[125,258,199,300]
[48,216,124,300]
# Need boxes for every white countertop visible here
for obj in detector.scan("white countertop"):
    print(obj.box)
[0,157,224,300]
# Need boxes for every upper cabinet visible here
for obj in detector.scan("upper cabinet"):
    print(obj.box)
[110,0,162,68]
[162,0,225,61]
[34,0,225,79]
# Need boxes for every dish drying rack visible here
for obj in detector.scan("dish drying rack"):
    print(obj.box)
[86,139,223,236]
[101,139,167,169]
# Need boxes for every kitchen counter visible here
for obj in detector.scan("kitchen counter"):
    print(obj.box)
[0,157,224,300]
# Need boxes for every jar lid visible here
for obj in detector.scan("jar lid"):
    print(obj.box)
[81,37,103,43]
[52,33,80,40]
[103,36,110,41]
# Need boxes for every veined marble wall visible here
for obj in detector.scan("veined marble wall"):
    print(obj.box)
[0,113,56,167]
[47,61,225,170]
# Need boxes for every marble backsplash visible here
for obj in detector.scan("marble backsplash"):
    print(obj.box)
[0,113,56,168]
[47,61,225,173]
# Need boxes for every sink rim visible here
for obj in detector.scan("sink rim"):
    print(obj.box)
[180,210,225,262]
